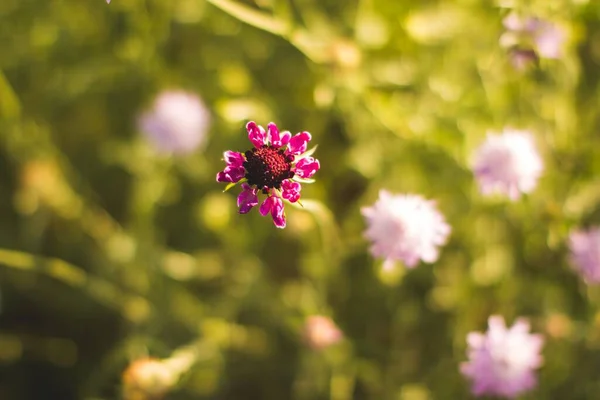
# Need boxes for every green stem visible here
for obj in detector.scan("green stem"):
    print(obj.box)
[0,248,152,324]
[204,0,331,63]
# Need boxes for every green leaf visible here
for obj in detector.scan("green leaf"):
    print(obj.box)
[296,145,318,161]
[223,178,246,192]
[205,0,289,37]
[293,177,316,184]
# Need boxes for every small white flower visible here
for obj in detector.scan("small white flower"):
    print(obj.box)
[569,227,600,283]
[472,129,543,201]
[138,90,211,154]
[361,191,451,269]
[461,316,544,399]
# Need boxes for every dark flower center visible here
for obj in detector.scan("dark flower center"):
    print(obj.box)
[244,146,294,191]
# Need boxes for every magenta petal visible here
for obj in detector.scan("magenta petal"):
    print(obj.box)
[294,157,320,178]
[259,195,286,227]
[281,179,301,203]
[280,131,291,146]
[237,183,258,214]
[287,131,312,155]
[217,150,246,182]
[216,166,245,183]
[270,197,286,228]
[224,151,244,167]
[267,123,281,146]
[259,196,274,216]
[246,121,266,148]
[267,123,292,147]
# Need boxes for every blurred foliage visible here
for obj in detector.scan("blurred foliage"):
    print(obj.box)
[1,0,600,399]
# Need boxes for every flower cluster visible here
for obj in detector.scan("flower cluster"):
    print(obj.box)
[461,316,544,399]
[500,12,565,69]
[569,227,600,284]
[361,191,451,270]
[472,129,543,201]
[207,9,566,397]
[216,121,319,228]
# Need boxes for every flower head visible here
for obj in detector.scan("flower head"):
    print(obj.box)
[138,90,211,154]
[304,315,343,350]
[216,121,319,228]
[361,191,451,269]
[472,129,543,201]
[461,316,544,399]
[569,226,600,283]
[500,12,565,68]
[122,358,176,400]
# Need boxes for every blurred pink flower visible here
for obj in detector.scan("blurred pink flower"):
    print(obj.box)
[106,0,111,3]
[305,316,342,350]
[569,227,600,283]
[472,129,543,201]
[138,90,211,154]
[361,191,451,270]
[216,121,319,228]
[122,358,175,400]
[500,12,565,68]
[461,316,544,399]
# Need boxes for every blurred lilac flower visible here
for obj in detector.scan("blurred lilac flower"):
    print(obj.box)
[304,316,343,350]
[461,316,544,399]
[361,191,451,270]
[216,121,319,228]
[138,91,211,154]
[500,12,565,68]
[569,227,600,283]
[472,129,543,201]
[507,48,538,70]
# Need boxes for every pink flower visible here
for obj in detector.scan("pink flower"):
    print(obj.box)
[472,129,543,201]
[569,227,600,283]
[138,91,211,154]
[361,191,451,270]
[461,316,544,399]
[216,121,320,228]
[304,316,343,350]
[122,358,175,400]
[500,12,565,68]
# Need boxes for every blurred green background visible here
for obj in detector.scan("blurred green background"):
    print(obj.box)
[1,0,600,399]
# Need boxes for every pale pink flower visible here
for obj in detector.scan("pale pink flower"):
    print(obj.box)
[569,227,600,283]
[216,121,319,228]
[472,129,543,201]
[500,12,565,68]
[304,316,343,350]
[361,191,451,270]
[461,316,544,399]
[138,90,211,154]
